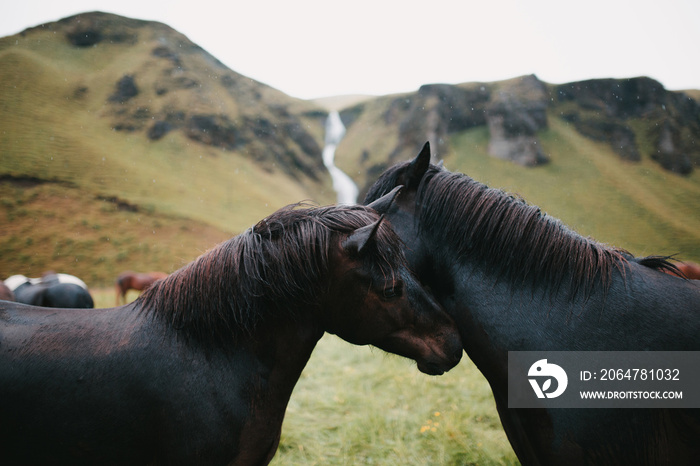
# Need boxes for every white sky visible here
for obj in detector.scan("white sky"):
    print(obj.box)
[2,0,699,100]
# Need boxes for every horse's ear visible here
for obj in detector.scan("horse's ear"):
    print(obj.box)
[366,185,402,213]
[342,216,383,255]
[405,141,431,190]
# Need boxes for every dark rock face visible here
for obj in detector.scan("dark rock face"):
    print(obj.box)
[108,75,139,104]
[555,77,666,119]
[185,115,242,149]
[61,12,139,47]
[343,75,551,169]
[486,75,550,166]
[380,83,491,163]
[67,29,103,47]
[147,121,173,141]
[344,74,698,188]
[554,77,700,174]
[561,113,641,162]
[651,121,694,174]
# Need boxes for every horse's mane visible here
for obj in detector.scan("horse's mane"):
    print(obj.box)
[138,203,404,346]
[367,164,645,300]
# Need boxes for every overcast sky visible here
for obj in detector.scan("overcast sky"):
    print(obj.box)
[2,0,699,100]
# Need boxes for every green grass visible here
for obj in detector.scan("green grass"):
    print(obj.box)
[90,289,518,465]
[271,336,517,466]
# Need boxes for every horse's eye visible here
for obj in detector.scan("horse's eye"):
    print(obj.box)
[383,282,403,299]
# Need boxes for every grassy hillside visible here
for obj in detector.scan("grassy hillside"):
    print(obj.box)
[443,114,700,262]
[0,13,335,285]
[334,82,700,264]
[0,179,231,287]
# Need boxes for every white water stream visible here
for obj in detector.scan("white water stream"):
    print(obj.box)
[322,111,358,205]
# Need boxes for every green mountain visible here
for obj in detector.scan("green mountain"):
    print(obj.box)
[335,75,700,263]
[1,12,699,287]
[0,12,333,284]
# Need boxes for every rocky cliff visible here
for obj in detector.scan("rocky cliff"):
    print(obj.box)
[339,74,699,194]
[555,77,699,174]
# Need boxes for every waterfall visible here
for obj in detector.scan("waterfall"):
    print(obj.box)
[322,111,358,205]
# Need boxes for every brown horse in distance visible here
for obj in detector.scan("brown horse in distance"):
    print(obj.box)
[115,271,168,305]
[667,261,700,280]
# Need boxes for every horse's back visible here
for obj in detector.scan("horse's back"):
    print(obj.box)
[0,301,251,464]
[0,302,156,462]
[627,260,700,344]
[11,282,94,309]
[11,282,43,306]
[42,283,94,308]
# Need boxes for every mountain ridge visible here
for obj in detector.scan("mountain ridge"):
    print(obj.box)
[1,11,698,285]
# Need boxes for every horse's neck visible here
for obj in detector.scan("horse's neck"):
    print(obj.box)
[231,318,323,464]
[441,252,700,382]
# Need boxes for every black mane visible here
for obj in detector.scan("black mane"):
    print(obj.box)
[138,203,405,346]
[366,163,638,300]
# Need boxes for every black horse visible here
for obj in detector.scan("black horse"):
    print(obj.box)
[0,191,462,465]
[5,273,94,308]
[364,142,700,466]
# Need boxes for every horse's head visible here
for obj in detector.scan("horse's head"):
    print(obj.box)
[362,142,437,273]
[322,188,462,376]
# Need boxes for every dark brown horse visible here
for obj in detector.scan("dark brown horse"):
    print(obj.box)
[115,271,169,305]
[364,143,700,466]
[0,192,462,465]
[666,261,700,280]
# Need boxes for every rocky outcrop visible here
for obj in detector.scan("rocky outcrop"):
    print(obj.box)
[486,75,549,166]
[343,74,698,179]
[554,77,700,174]
[108,75,139,104]
[43,12,327,182]
[378,83,491,163]
[650,120,694,174]
[343,75,550,169]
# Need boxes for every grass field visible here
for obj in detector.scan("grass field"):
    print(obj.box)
[90,289,519,465]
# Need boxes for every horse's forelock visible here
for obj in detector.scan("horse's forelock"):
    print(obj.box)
[305,204,407,285]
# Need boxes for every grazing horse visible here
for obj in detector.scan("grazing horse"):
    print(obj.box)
[364,142,700,466]
[5,273,94,309]
[115,271,169,305]
[0,192,462,466]
[666,261,700,280]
